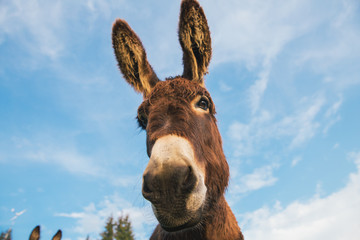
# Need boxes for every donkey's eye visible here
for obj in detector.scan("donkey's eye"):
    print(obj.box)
[196,97,209,111]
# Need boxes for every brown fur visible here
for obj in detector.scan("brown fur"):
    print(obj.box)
[29,226,62,240]
[112,0,244,239]
[143,78,242,240]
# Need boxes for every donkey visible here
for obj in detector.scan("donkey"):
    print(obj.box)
[112,0,244,239]
[29,226,62,240]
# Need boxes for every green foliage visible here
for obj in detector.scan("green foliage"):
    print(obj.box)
[100,216,115,240]
[114,215,135,240]
[100,215,134,240]
[0,229,12,240]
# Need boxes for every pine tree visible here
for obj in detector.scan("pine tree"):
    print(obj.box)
[114,215,134,240]
[0,229,12,240]
[100,216,114,240]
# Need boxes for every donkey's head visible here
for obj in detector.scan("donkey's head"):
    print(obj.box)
[29,226,62,240]
[112,0,229,232]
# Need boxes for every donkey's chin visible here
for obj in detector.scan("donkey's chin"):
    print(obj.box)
[153,207,203,232]
[161,218,201,232]
[151,180,207,232]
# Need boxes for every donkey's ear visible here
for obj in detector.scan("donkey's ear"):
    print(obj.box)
[179,0,212,86]
[29,225,40,240]
[112,19,159,97]
[52,230,62,240]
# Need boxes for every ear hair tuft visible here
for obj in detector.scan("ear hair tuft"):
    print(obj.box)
[179,0,212,85]
[112,19,159,97]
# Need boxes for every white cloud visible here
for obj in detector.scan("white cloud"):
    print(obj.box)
[3,135,142,187]
[323,96,342,134]
[205,0,327,66]
[291,156,302,167]
[205,0,319,115]
[349,152,360,166]
[210,0,358,156]
[219,81,233,92]
[228,110,272,156]
[286,96,325,149]
[0,0,122,61]
[204,0,360,78]
[0,0,65,60]
[323,115,341,135]
[239,152,360,240]
[325,96,343,118]
[10,208,27,222]
[315,182,324,198]
[231,164,278,194]
[85,0,113,17]
[14,139,105,177]
[248,68,270,115]
[57,193,156,240]
[228,94,326,156]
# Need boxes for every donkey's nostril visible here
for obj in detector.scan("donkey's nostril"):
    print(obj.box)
[142,173,155,201]
[181,166,197,193]
[143,176,151,193]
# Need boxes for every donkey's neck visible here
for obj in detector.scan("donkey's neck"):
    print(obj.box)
[150,196,244,240]
[205,196,244,240]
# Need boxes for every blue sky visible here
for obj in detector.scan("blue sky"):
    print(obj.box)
[1,0,360,239]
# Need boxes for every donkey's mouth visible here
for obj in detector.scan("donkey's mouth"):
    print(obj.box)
[151,200,203,233]
[161,221,199,232]
[158,212,202,232]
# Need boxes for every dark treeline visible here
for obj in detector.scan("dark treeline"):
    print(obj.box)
[2,214,134,240]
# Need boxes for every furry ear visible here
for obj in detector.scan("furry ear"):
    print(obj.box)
[29,226,40,240]
[112,19,159,97]
[179,0,212,86]
[52,230,62,240]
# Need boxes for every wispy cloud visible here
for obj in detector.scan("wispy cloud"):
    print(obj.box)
[0,0,124,63]
[2,135,141,187]
[205,0,360,72]
[239,151,360,240]
[56,193,156,240]
[210,0,359,157]
[286,96,325,149]
[228,110,272,156]
[325,96,343,118]
[231,164,279,194]
[206,0,327,66]
[248,68,270,115]
[9,136,105,177]
[10,208,27,222]
[323,96,343,134]
[212,0,360,160]
[291,156,302,167]
[0,0,65,60]
[228,94,326,157]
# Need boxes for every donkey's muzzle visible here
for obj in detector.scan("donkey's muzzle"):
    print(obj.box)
[142,135,207,231]
[142,164,197,202]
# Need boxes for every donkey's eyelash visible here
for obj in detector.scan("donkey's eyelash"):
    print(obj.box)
[137,115,147,129]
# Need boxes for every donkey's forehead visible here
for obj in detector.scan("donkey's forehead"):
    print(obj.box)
[149,77,210,101]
